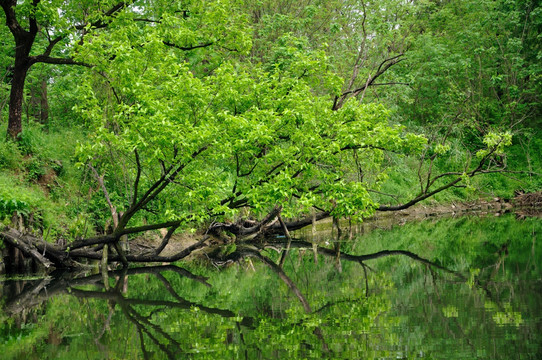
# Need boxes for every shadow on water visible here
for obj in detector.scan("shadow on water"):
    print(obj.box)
[1,213,541,359]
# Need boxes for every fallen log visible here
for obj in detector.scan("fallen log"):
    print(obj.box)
[0,226,210,270]
[1,228,54,269]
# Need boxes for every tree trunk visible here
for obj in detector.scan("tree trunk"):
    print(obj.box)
[2,0,38,140]
[7,64,29,139]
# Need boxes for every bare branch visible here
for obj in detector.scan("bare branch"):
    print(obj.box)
[42,36,63,57]
[370,82,410,86]
[1,227,53,268]
[163,41,214,51]
[134,18,161,23]
[29,55,92,67]
[333,53,405,110]
[132,149,142,207]
[88,163,119,228]
[118,144,209,230]
[153,225,179,256]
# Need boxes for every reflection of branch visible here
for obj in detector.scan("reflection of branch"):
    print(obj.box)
[94,308,114,344]
[246,249,331,353]
[123,301,183,358]
[313,297,363,314]
[137,327,151,360]
[121,302,179,360]
[259,241,466,281]
[69,288,254,327]
[249,250,311,312]
[3,265,211,315]
[361,262,369,297]
[423,270,476,352]
[278,214,293,268]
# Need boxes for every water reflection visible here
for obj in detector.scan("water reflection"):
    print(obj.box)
[1,215,541,359]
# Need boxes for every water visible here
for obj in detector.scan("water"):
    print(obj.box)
[1,214,541,359]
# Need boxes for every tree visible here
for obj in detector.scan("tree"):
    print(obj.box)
[384,0,542,134]
[0,0,135,139]
[243,0,414,110]
[0,0,517,269]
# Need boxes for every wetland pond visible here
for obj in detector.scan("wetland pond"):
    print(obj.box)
[1,213,541,359]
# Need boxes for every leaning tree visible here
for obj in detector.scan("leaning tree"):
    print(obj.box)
[0,0,514,270]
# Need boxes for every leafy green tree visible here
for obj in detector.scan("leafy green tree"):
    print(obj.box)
[0,0,140,139]
[389,0,542,134]
[0,0,522,269]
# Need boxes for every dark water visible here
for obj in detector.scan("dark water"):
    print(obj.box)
[1,214,541,359]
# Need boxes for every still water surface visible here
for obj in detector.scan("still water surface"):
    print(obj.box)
[1,214,541,359]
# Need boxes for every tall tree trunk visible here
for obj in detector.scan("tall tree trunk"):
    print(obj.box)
[7,64,29,139]
[2,0,38,140]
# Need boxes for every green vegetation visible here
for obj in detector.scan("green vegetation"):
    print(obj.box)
[0,0,540,267]
[1,2,540,358]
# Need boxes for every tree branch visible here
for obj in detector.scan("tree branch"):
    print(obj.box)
[117,144,209,230]
[0,0,26,39]
[88,163,119,228]
[132,149,142,207]
[333,54,405,110]
[29,55,92,67]
[75,2,131,30]
[163,41,214,51]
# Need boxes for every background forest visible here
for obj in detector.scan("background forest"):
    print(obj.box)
[0,0,540,260]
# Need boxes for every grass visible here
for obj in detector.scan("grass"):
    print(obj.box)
[0,121,96,240]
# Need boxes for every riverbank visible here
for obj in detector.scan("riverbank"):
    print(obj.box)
[2,192,541,274]
[127,193,542,261]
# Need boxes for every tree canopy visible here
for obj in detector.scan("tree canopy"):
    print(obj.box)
[0,0,540,269]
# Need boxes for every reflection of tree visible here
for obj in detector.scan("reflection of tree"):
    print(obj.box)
[4,265,209,315]
[222,240,467,295]
[2,237,537,359]
[218,238,534,357]
[229,242,472,355]
[3,265,255,359]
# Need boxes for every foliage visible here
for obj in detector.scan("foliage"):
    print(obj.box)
[0,0,539,272]
[387,0,542,132]
[72,1,427,229]
[0,122,98,238]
